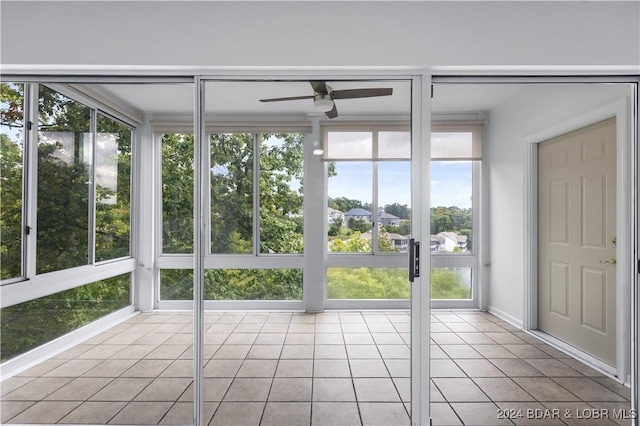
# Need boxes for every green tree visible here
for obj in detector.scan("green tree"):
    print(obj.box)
[0,134,23,279]
[36,86,92,273]
[1,83,25,280]
[459,228,472,251]
[95,115,132,261]
[163,133,194,253]
[398,220,411,235]
[327,267,409,299]
[430,205,472,235]
[348,217,371,233]
[328,216,343,237]
[431,268,471,299]
[258,133,303,254]
[330,231,371,253]
[328,197,363,212]
[377,232,399,253]
[384,203,411,219]
[431,212,452,234]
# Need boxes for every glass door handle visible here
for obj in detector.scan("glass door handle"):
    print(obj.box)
[409,239,420,282]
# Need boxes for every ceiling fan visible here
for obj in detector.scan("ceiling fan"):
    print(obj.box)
[259,81,393,118]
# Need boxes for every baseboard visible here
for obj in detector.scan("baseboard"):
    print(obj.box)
[487,305,524,329]
[527,329,621,382]
[0,306,137,381]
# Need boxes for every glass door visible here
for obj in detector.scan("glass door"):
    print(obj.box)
[410,75,432,425]
[194,76,428,425]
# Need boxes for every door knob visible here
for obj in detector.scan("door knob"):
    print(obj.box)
[600,236,617,264]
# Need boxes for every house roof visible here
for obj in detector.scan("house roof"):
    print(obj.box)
[344,208,372,216]
[385,233,408,241]
[438,231,467,242]
[327,207,343,214]
[379,212,400,219]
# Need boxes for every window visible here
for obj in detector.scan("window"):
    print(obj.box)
[159,269,303,301]
[324,127,411,301]
[325,128,411,255]
[378,161,411,253]
[430,123,482,302]
[95,114,132,261]
[37,85,92,273]
[328,162,373,253]
[430,161,473,253]
[210,133,253,254]
[34,86,134,273]
[327,267,409,299]
[207,269,302,300]
[0,83,25,280]
[1,83,135,363]
[162,133,194,254]
[0,273,131,361]
[160,130,304,301]
[259,134,303,254]
[209,132,304,255]
[431,267,472,299]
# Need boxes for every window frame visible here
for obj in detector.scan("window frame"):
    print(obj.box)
[0,82,28,284]
[323,124,412,307]
[156,127,308,307]
[1,82,137,309]
[324,124,412,258]
[323,121,483,308]
[430,121,484,308]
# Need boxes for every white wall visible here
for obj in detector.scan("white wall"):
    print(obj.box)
[1,1,638,69]
[487,83,633,323]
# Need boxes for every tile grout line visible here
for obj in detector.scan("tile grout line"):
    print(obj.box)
[342,312,364,426]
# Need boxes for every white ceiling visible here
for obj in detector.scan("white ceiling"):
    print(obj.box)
[92,81,523,118]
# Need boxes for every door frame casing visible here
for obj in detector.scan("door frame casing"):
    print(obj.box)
[523,96,633,383]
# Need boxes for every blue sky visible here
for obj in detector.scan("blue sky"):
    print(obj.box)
[328,161,472,209]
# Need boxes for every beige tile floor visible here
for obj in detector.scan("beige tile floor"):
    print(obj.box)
[0,310,632,425]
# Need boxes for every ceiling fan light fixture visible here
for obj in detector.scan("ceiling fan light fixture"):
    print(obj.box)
[312,139,324,156]
[313,94,334,112]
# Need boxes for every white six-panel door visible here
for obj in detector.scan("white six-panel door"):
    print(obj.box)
[538,117,617,367]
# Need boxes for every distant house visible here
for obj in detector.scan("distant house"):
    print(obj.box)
[386,233,409,252]
[327,207,344,225]
[344,208,372,224]
[436,232,468,252]
[361,231,408,253]
[430,234,446,252]
[379,212,400,227]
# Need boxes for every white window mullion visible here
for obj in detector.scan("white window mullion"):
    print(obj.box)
[88,109,97,265]
[253,133,260,256]
[16,83,30,281]
[372,160,379,254]
[204,133,212,255]
[25,83,39,279]
[153,132,163,307]
[472,160,482,305]
[372,130,379,254]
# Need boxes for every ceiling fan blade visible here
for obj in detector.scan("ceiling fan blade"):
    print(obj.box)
[260,95,314,102]
[331,88,393,99]
[310,81,329,95]
[325,103,338,119]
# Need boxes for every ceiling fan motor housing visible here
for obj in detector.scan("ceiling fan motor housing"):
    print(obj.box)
[313,94,334,112]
